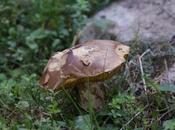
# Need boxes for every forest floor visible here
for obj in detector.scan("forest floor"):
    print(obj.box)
[1,0,175,130]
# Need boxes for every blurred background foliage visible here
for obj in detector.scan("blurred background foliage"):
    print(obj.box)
[0,0,111,75]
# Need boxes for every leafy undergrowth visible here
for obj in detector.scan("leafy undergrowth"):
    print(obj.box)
[1,42,175,130]
[1,0,175,130]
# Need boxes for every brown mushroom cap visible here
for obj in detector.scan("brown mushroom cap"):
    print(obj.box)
[40,40,130,90]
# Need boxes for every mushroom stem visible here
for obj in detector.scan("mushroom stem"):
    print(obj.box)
[78,82,105,111]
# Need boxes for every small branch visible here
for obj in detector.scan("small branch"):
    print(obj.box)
[164,59,170,83]
[71,31,82,47]
[158,108,173,121]
[0,98,11,111]
[120,111,141,130]
[120,104,149,130]
[138,49,150,91]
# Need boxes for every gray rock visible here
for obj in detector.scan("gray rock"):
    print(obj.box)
[92,0,175,43]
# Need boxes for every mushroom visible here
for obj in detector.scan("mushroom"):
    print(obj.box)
[40,40,130,110]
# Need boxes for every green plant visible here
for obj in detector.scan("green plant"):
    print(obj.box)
[163,119,175,130]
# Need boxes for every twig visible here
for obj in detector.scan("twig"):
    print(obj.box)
[120,104,149,130]
[120,112,141,130]
[102,116,110,126]
[0,98,11,111]
[7,110,16,118]
[138,49,150,91]
[71,31,82,47]
[158,108,173,121]
[164,59,170,83]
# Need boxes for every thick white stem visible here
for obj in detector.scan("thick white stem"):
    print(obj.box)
[78,82,105,111]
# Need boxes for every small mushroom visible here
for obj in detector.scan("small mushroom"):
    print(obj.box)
[40,40,130,110]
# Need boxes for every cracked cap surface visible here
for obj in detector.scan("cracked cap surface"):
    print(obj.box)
[40,40,130,90]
